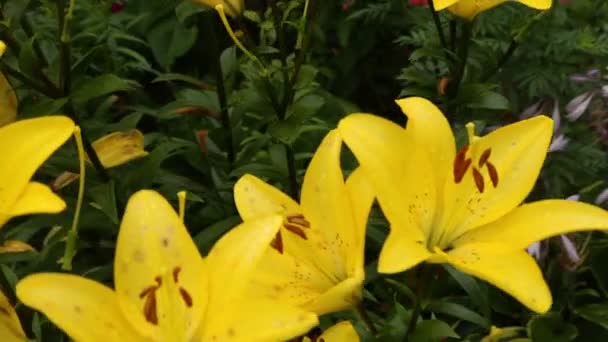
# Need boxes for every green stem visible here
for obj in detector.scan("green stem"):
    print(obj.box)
[355,303,378,335]
[285,144,299,199]
[56,0,108,180]
[428,0,448,54]
[207,13,235,165]
[0,60,61,97]
[407,265,435,336]
[449,20,473,96]
[481,39,518,82]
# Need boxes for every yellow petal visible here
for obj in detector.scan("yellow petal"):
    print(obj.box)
[448,0,507,19]
[0,72,17,127]
[396,97,456,193]
[233,174,300,220]
[16,273,144,341]
[8,182,65,218]
[455,199,608,250]
[215,299,318,341]
[0,240,35,253]
[114,190,205,340]
[444,244,551,313]
[440,115,553,243]
[0,289,26,342]
[378,229,432,274]
[91,130,148,169]
[0,116,74,220]
[433,0,460,10]
[204,215,306,337]
[338,113,431,245]
[318,321,360,342]
[345,168,375,275]
[304,275,365,315]
[301,130,357,280]
[0,41,6,57]
[518,0,552,10]
[193,0,244,16]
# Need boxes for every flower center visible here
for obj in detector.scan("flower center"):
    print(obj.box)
[138,266,193,325]
[452,123,499,193]
[270,213,311,254]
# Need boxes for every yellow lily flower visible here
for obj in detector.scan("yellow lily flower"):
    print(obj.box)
[0,116,75,228]
[90,129,148,168]
[303,321,360,342]
[0,289,27,342]
[193,0,243,17]
[234,130,374,315]
[434,0,551,20]
[338,97,608,313]
[16,190,318,342]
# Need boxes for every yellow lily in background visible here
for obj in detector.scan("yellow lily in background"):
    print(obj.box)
[234,130,374,315]
[303,321,360,342]
[338,97,608,313]
[0,116,75,228]
[0,72,17,127]
[434,0,551,20]
[17,190,317,342]
[192,0,243,17]
[90,129,148,168]
[0,289,27,342]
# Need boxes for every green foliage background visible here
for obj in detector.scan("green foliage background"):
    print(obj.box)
[3,0,608,340]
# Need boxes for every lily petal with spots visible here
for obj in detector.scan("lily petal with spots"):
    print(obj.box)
[234,130,375,315]
[16,190,318,342]
[338,97,608,313]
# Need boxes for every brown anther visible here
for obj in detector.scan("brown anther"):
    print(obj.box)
[286,214,311,228]
[143,290,158,325]
[478,148,492,168]
[270,231,284,254]
[438,77,450,96]
[472,167,485,193]
[453,144,472,183]
[486,161,499,187]
[172,267,181,283]
[179,287,193,307]
[154,276,162,286]
[283,223,308,240]
[138,285,156,299]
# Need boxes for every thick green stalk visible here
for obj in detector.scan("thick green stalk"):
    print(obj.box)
[206,12,235,165]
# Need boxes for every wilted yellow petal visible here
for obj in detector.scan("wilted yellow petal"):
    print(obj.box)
[114,190,205,340]
[51,171,80,191]
[0,116,74,227]
[16,273,144,342]
[0,72,17,127]
[0,289,26,342]
[0,240,35,253]
[91,130,148,168]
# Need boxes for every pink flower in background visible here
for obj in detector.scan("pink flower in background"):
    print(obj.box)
[409,0,429,5]
[341,0,355,11]
[111,1,125,13]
